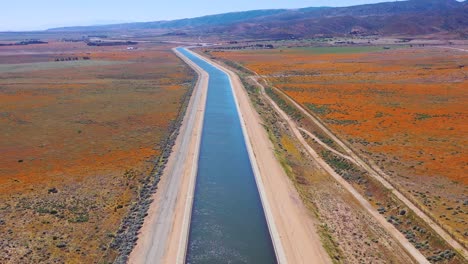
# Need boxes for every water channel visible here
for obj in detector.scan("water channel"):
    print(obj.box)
[177,48,277,264]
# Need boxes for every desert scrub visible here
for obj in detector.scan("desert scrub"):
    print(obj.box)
[240,77,260,94]
[320,150,464,263]
[306,103,331,115]
[265,86,303,121]
[316,133,335,148]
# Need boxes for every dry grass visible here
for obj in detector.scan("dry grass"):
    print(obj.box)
[0,41,195,263]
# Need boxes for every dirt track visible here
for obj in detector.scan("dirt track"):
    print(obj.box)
[128,48,208,264]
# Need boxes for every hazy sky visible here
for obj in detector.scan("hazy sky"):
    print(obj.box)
[0,0,430,31]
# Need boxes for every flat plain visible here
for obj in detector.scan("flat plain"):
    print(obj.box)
[0,41,194,263]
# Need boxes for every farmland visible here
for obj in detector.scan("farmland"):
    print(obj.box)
[0,41,195,263]
[208,45,467,261]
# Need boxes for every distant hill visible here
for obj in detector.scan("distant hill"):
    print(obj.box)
[48,0,467,38]
[216,0,468,38]
[48,9,290,31]
[292,0,462,18]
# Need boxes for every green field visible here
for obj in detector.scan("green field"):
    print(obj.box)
[0,60,123,73]
[293,46,392,54]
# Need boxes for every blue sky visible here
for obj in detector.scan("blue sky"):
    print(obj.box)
[0,0,434,31]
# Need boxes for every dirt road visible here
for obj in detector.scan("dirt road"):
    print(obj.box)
[128,48,208,264]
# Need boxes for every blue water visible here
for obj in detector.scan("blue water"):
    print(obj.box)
[177,48,277,264]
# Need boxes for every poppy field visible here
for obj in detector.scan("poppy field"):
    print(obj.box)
[0,41,195,263]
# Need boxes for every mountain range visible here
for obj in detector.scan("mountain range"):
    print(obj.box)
[49,0,468,38]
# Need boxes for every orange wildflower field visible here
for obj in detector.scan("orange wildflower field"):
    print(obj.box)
[0,41,194,263]
[211,46,467,245]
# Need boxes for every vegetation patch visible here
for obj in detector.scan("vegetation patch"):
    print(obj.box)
[0,60,122,73]
[265,86,303,121]
[294,46,386,54]
[414,113,433,120]
[306,103,331,115]
[326,118,359,126]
